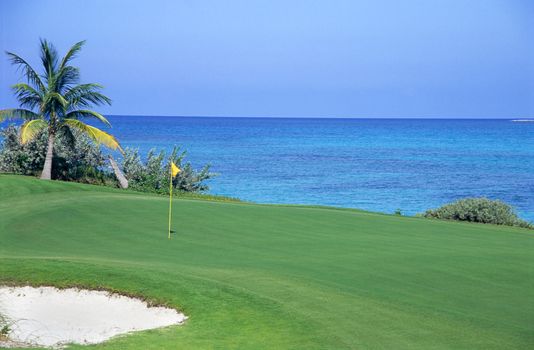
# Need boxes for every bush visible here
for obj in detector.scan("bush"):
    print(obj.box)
[121,147,215,195]
[0,125,115,185]
[0,310,11,341]
[421,197,532,229]
[1,125,217,195]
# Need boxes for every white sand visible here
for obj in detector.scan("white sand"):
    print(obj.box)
[0,286,186,348]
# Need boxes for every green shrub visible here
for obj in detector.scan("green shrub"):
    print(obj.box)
[1,126,218,194]
[0,313,9,340]
[0,125,116,185]
[0,324,9,337]
[421,197,532,229]
[121,147,215,195]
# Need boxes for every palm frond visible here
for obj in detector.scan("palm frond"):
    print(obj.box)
[55,66,80,92]
[64,118,122,152]
[60,40,86,69]
[12,83,43,110]
[42,92,68,112]
[5,52,46,92]
[39,38,59,83]
[64,84,112,108]
[65,109,111,127]
[0,108,40,122]
[20,119,47,144]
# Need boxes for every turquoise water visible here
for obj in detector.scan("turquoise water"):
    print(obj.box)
[104,116,534,221]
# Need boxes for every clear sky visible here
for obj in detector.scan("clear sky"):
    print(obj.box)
[0,0,532,118]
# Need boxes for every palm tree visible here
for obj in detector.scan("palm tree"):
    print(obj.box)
[0,39,121,180]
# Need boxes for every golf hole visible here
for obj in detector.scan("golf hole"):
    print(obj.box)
[0,286,187,348]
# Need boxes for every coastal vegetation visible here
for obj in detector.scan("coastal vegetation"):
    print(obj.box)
[0,125,114,185]
[422,197,532,229]
[121,147,215,195]
[0,124,216,195]
[1,175,532,349]
[0,39,217,198]
[0,39,121,179]
[0,127,216,197]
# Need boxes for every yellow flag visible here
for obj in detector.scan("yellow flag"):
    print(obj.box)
[171,162,181,178]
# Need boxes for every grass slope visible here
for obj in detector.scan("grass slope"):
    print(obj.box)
[0,174,532,349]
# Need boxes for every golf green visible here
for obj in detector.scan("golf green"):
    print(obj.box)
[0,175,532,349]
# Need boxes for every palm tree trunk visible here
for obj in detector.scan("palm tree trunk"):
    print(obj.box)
[40,133,54,180]
[108,155,129,189]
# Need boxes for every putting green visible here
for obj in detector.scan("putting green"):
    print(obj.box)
[0,174,532,349]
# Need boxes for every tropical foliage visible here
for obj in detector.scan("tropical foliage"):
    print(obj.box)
[0,125,115,185]
[421,197,532,229]
[0,39,121,180]
[0,126,217,192]
[0,39,217,195]
[121,147,215,194]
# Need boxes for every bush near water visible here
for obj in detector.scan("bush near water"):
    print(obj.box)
[121,147,215,195]
[0,125,113,185]
[0,125,214,194]
[422,197,532,229]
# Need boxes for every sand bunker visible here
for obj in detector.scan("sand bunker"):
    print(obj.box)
[0,286,186,348]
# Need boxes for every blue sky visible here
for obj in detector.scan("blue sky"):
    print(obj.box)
[0,0,532,118]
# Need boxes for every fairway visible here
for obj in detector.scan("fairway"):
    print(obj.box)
[0,175,533,349]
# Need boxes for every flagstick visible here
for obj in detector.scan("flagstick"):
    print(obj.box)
[168,164,173,239]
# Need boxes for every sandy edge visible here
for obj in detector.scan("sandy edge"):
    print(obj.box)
[0,282,184,310]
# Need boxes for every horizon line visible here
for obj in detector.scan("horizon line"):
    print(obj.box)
[105,114,528,120]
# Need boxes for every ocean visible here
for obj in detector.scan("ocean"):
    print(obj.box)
[104,116,534,221]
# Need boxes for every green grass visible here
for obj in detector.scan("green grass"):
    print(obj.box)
[0,174,533,349]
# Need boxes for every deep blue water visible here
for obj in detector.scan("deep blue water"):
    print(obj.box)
[103,116,534,221]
